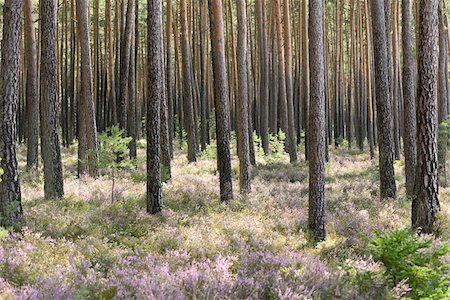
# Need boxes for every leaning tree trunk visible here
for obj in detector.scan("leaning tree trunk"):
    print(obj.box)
[412,0,440,234]
[0,0,23,228]
[208,0,233,202]
[40,0,65,199]
[147,0,163,214]
[24,0,39,171]
[402,0,417,199]
[309,0,326,243]
[370,0,397,200]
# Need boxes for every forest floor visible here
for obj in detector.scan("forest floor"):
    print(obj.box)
[0,140,449,299]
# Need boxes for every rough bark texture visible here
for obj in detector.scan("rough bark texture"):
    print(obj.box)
[412,0,440,234]
[308,0,326,243]
[236,0,251,194]
[0,0,23,228]
[40,0,65,199]
[119,0,135,131]
[370,0,397,199]
[208,0,233,202]
[181,0,198,162]
[147,0,163,214]
[77,0,100,178]
[402,0,417,198]
[256,0,269,155]
[24,0,39,171]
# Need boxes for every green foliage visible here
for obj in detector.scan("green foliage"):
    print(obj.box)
[253,130,289,162]
[369,229,450,299]
[98,126,133,202]
[98,126,133,170]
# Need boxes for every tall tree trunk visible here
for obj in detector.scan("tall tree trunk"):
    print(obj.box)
[199,0,208,152]
[208,0,233,202]
[412,0,439,234]
[309,0,326,243]
[274,0,289,150]
[236,0,251,194]
[0,0,23,228]
[370,0,397,199]
[256,0,270,155]
[402,0,417,198]
[181,0,198,162]
[302,0,310,160]
[119,0,135,131]
[77,0,100,178]
[364,0,374,159]
[147,0,163,214]
[24,0,39,170]
[166,0,175,158]
[40,0,64,199]
[283,0,298,162]
[438,0,448,187]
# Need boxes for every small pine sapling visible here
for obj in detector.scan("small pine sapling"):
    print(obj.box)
[98,126,133,202]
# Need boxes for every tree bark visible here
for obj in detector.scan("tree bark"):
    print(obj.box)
[40,0,65,199]
[370,0,397,199]
[24,0,39,171]
[147,0,163,214]
[309,0,326,243]
[181,0,198,162]
[0,0,23,228]
[412,0,440,234]
[77,0,100,178]
[236,0,251,194]
[119,0,135,131]
[402,0,417,198]
[208,0,233,202]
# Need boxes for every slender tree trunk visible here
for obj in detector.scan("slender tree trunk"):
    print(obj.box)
[181,0,198,162]
[236,0,251,194]
[208,0,234,202]
[0,0,23,228]
[402,0,417,198]
[24,0,39,171]
[119,0,135,131]
[364,0,374,159]
[256,0,270,155]
[412,0,439,234]
[309,0,326,243]
[77,0,100,178]
[283,0,298,162]
[147,0,163,214]
[370,0,397,199]
[302,0,310,160]
[438,0,448,187]
[166,0,175,158]
[40,0,65,199]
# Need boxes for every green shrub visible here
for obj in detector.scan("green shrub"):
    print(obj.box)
[98,126,133,202]
[369,228,450,299]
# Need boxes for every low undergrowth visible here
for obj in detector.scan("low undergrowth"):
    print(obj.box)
[0,142,449,299]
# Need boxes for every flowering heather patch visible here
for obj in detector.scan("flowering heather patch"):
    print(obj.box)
[1,144,449,299]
